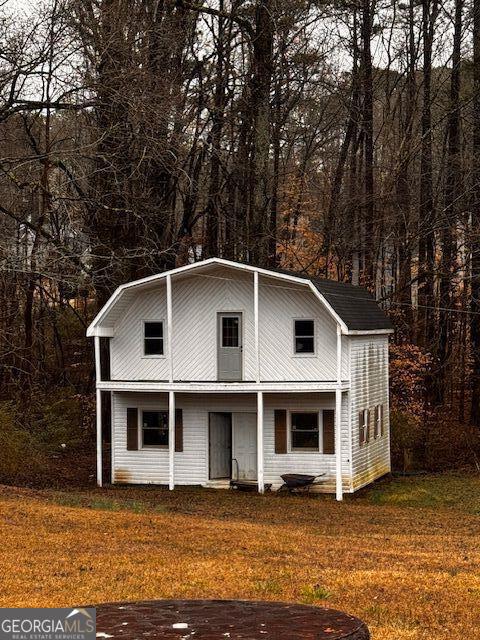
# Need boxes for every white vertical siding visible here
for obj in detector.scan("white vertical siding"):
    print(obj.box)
[111,391,352,492]
[259,280,338,381]
[342,390,353,492]
[348,335,390,490]
[263,392,352,492]
[172,273,256,381]
[110,287,169,380]
[112,392,169,484]
[112,392,208,485]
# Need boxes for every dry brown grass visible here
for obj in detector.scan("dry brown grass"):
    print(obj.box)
[0,475,479,640]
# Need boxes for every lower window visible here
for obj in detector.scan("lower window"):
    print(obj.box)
[291,412,319,450]
[142,410,168,447]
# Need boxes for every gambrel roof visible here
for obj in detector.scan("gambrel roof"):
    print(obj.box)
[267,267,394,332]
[87,258,393,337]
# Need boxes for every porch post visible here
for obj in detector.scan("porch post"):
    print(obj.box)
[254,270,260,382]
[167,273,175,490]
[335,325,343,501]
[166,273,173,383]
[169,390,175,490]
[257,391,264,493]
[94,335,102,488]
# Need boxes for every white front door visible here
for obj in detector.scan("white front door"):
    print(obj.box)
[232,413,257,480]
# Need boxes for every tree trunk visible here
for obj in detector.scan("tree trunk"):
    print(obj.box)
[249,0,274,266]
[269,60,282,267]
[417,0,438,350]
[23,5,56,387]
[436,0,463,404]
[360,0,375,290]
[471,0,480,426]
[205,1,226,258]
[325,18,360,278]
[395,0,416,335]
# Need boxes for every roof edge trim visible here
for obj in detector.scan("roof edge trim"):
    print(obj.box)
[86,258,324,336]
[86,257,391,337]
[346,328,394,336]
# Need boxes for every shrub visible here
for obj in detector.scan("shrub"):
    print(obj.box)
[423,413,480,471]
[0,402,47,480]
[0,390,94,485]
[36,393,87,452]
[390,410,424,472]
[390,407,480,472]
[389,343,431,420]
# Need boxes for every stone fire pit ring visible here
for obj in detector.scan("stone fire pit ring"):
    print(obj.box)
[95,599,370,640]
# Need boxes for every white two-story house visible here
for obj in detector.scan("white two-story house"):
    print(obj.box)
[87,258,393,499]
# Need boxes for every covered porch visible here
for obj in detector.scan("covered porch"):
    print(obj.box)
[98,387,350,499]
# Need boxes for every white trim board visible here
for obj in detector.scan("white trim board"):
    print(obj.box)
[97,380,350,393]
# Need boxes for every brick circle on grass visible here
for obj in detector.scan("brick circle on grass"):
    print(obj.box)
[95,599,370,639]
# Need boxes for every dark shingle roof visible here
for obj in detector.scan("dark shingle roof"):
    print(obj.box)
[310,278,394,331]
[265,266,393,332]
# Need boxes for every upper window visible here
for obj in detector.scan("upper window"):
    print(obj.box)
[142,410,168,447]
[291,412,319,450]
[144,321,164,356]
[294,319,315,354]
[222,316,240,348]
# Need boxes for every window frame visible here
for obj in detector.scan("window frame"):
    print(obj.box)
[220,314,241,349]
[293,318,316,356]
[142,319,165,358]
[375,404,383,438]
[359,408,369,446]
[140,409,169,449]
[289,410,321,452]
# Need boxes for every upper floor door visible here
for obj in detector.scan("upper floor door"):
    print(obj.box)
[217,312,243,380]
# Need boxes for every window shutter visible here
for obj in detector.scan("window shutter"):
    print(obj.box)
[374,405,379,438]
[127,408,138,450]
[175,408,183,452]
[274,409,287,454]
[380,404,384,436]
[359,411,365,445]
[322,409,335,454]
[366,409,371,442]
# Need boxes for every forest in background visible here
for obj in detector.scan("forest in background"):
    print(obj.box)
[1,0,480,484]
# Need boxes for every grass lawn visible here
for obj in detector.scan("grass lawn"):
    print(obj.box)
[0,473,479,640]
